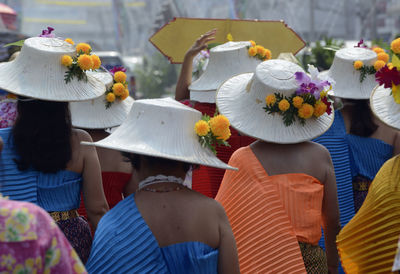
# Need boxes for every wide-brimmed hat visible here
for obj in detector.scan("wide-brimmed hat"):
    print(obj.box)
[0,37,105,101]
[319,47,377,99]
[370,85,400,130]
[82,97,237,170]
[70,71,134,129]
[217,59,334,144]
[189,41,261,103]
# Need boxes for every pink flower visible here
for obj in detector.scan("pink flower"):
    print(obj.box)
[39,27,55,38]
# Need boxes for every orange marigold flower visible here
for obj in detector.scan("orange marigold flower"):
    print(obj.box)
[377,52,389,63]
[194,120,210,136]
[6,93,17,99]
[114,71,127,83]
[121,89,129,100]
[77,54,93,70]
[278,99,290,111]
[91,55,101,70]
[217,128,231,141]
[292,96,304,108]
[248,47,257,57]
[388,62,394,70]
[76,43,91,54]
[106,92,115,103]
[298,103,314,119]
[265,94,276,106]
[112,83,125,96]
[64,38,75,45]
[61,55,73,67]
[249,40,256,47]
[391,38,400,54]
[374,60,386,71]
[264,49,272,60]
[313,101,327,117]
[353,60,363,70]
[372,47,384,54]
[209,115,230,137]
[256,45,265,56]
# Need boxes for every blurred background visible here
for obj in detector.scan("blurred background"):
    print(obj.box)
[0,0,399,98]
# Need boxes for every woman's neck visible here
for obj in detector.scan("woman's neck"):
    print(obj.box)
[85,129,110,142]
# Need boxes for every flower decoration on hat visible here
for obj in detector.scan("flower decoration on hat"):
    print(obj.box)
[105,66,130,108]
[195,113,231,154]
[60,40,102,83]
[247,41,271,61]
[264,65,333,126]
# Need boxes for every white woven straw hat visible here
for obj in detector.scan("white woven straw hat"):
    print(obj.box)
[70,71,134,129]
[82,97,237,170]
[370,85,400,130]
[189,41,261,103]
[0,37,105,101]
[320,47,377,99]
[217,59,334,144]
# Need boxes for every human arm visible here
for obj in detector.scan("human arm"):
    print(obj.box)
[80,131,109,229]
[175,29,216,101]
[216,202,240,274]
[321,150,341,274]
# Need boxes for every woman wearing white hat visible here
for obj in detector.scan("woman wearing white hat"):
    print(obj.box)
[70,69,134,216]
[84,97,239,273]
[215,59,340,273]
[0,36,109,263]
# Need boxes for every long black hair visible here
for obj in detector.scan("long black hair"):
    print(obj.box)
[347,99,378,137]
[12,97,72,173]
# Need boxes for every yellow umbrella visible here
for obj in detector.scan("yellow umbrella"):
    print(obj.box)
[149,17,306,64]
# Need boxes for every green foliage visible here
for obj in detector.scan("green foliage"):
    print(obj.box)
[3,40,25,48]
[64,63,87,83]
[133,52,179,98]
[357,65,376,82]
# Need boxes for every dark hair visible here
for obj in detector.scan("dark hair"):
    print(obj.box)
[348,99,378,137]
[12,97,72,173]
[122,152,194,173]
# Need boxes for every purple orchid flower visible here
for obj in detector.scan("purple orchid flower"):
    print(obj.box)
[294,71,330,100]
[109,66,126,76]
[39,27,55,38]
[355,39,368,48]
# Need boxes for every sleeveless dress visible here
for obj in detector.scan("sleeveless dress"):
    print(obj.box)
[337,156,400,273]
[86,194,219,273]
[190,102,255,198]
[216,146,327,273]
[0,127,92,263]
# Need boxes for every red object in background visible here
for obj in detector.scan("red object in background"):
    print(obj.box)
[0,3,16,30]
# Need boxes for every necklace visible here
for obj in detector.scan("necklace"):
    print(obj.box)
[137,174,185,193]
[141,185,184,193]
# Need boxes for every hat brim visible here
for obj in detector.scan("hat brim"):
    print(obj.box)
[217,73,334,144]
[370,85,400,130]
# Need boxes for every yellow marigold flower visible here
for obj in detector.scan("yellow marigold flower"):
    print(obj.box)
[264,49,272,60]
[106,92,115,103]
[209,115,230,137]
[226,33,233,41]
[77,54,93,71]
[121,89,129,100]
[388,62,394,70]
[265,94,276,106]
[91,55,101,70]
[217,128,231,141]
[256,45,265,56]
[6,93,17,99]
[76,43,91,54]
[249,40,256,47]
[353,60,363,70]
[393,84,400,104]
[292,96,304,108]
[278,99,290,111]
[194,120,210,136]
[112,83,125,96]
[372,47,384,54]
[313,101,327,117]
[61,55,73,67]
[374,60,386,71]
[64,38,75,45]
[377,52,389,63]
[298,103,314,119]
[391,38,400,54]
[248,47,257,57]
[114,71,127,83]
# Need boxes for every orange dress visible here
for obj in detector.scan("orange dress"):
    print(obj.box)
[216,146,325,273]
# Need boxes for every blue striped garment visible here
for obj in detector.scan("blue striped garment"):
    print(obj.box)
[86,194,219,273]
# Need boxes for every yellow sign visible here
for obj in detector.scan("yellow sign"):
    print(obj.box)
[149,18,306,64]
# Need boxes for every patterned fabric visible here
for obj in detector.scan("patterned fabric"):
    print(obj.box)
[57,216,92,264]
[0,98,17,129]
[191,102,255,198]
[86,194,219,273]
[298,242,328,273]
[0,197,87,273]
[352,175,371,213]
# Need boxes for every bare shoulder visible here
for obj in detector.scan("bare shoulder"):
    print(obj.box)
[305,141,331,160]
[188,190,227,218]
[72,128,93,142]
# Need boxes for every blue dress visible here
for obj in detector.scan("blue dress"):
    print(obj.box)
[86,194,219,273]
